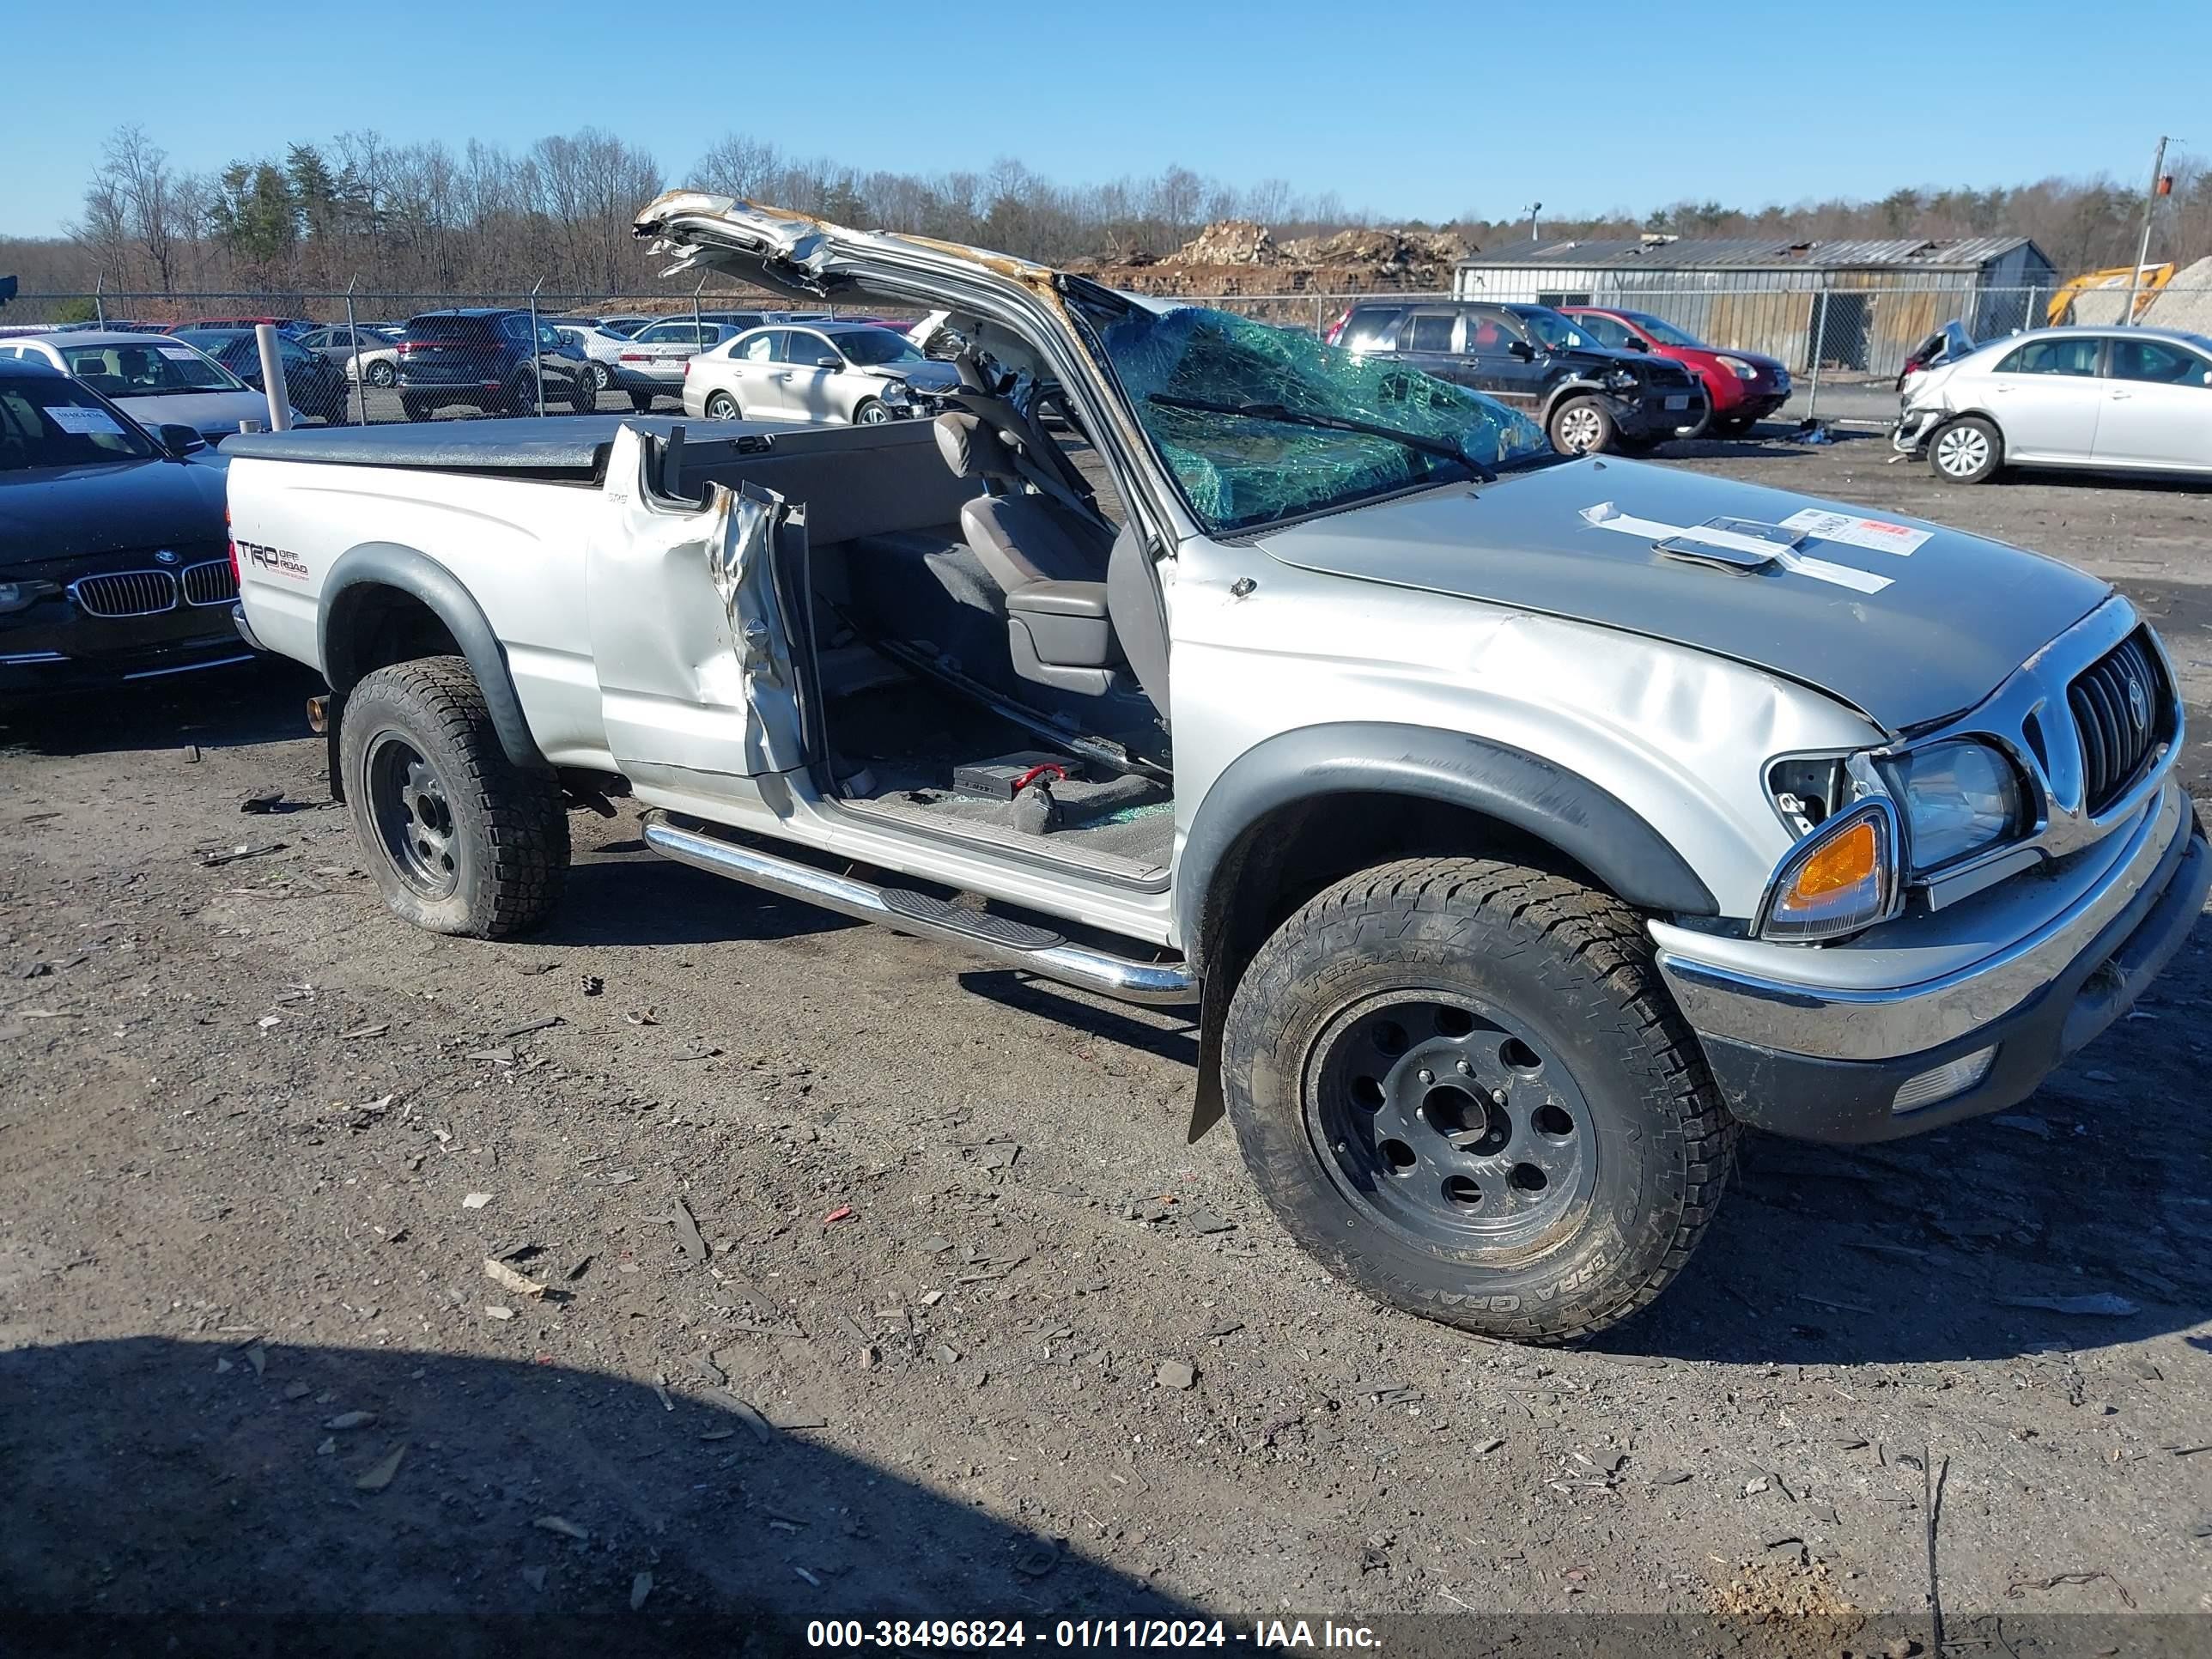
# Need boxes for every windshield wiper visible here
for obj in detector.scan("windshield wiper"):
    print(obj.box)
[1145,392,1497,483]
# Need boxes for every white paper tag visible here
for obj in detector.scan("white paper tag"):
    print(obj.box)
[48,404,125,435]
[157,345,199,362]
[1778,507,1931,556]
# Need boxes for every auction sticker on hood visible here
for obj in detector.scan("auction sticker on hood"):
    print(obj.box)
[1778,507,1930,556]
[47,405,125,435]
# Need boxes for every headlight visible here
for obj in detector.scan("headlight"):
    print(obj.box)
[1723,357,1758,380]
[880,380,910,404]
[1759,799,1899,941]
[1603,368,1638,392]
[1889,740,2023,873]
[0,580,58,614]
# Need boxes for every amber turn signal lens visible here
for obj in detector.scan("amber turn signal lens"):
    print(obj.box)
[1785,817,1878,903]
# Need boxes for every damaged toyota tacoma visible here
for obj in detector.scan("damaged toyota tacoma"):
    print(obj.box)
[222,194,2209,1344]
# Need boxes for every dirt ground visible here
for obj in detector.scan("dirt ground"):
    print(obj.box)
[3,430,2209,1653]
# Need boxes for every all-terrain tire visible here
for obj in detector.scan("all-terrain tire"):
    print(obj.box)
[340,656,568,939]
[1222,856,1735,1344]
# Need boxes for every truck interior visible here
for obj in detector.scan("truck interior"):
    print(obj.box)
[652,406,1175,884]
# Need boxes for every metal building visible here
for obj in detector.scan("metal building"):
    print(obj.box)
[1452,235,2057,378]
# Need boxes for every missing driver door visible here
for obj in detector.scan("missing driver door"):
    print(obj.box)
[587,424,805,794]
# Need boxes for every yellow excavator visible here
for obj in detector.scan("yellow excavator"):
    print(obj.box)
[2046,263,2174,325]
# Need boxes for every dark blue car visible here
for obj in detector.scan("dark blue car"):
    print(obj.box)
[0,356,249,696]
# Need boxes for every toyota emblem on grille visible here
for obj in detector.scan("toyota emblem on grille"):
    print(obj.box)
[154,548,179,565]
[2125,674,2150,732]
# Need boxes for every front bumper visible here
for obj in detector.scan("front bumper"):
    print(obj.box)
[1,633,256,696]
[1893,404,1944,455]
[1656,778,2207,1142]
[1616,388,1711,439]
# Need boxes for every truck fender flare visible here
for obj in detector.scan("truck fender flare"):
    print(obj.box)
[1176,721,1718,974]
[319,541,550,774]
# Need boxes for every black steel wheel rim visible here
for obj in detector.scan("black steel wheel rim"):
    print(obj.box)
[1304,990,1597,1252]
[364,729,460,900]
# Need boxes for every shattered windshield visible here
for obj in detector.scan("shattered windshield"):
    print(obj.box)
[1077,299,1548,534]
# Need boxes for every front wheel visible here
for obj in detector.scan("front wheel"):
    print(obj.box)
[704,390,740,421]
[1223,856,1735,1344]
[1714,412,1758,437]
[340,657,568,939]
[852,397,891,425]
[1547,395,1616,456]
[567,375,594,416]
[1929,415,2002,483]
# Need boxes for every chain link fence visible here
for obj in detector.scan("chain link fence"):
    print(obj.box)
[5,280,2209,431]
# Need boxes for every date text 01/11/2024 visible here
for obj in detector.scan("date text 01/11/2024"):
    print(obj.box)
[805,1619,1382,1650]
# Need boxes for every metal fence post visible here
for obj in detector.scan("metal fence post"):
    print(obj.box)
[345,278,368,427]
[254,323,292,430]
[691,277,705,337]
[529,276,545,418]
[1804,288,1829,425]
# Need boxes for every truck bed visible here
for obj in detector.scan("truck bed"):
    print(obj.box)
[224,416,734,481]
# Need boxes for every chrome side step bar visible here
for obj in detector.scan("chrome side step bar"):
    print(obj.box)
[642,813,1199,1006]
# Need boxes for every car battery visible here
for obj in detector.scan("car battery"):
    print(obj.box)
[951,751,1070,803]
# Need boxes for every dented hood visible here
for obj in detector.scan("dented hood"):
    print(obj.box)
[1253,459,2112,735]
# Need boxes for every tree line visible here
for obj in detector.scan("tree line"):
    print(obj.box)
[4,124,2208,302]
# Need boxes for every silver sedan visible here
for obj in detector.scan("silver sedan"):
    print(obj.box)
[1896,325,2212,483]
[684,322,958,425]
[0,329,289,445]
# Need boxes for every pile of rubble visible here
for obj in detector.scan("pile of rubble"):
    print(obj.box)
[1083,218,1474,298]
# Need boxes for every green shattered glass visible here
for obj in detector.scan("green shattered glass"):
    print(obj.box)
[1093,304,1547,534]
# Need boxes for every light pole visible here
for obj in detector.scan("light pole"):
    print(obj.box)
[1524,201,1543,243]
[2121,136,2173,327]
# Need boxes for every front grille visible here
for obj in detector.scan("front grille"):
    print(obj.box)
[72,570,179,617]
[2069,630,2166,813]
[181,559,238,607]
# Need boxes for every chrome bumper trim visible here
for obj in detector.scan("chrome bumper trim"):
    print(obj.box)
[1656,777,2192,1060]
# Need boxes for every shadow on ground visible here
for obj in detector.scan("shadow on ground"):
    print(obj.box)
[0,659,323,759]
[0,1335,1193,1654]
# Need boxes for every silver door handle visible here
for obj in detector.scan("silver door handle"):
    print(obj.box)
[2109,390,2133,399]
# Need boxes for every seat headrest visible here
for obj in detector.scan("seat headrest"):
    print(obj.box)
[934,410,1017,482]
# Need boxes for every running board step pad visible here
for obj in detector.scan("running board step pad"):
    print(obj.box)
[880,889,1063,951]
[641,813,1196,1006]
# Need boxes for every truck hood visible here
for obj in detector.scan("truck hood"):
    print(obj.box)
[1253,458,2111,735]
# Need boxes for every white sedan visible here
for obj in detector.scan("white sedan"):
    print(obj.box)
[1896,325,2212,483]
[608,319,747,410]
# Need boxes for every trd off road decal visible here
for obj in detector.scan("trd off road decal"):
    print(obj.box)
[235,539,309,580]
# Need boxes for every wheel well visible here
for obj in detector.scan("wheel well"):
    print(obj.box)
[330,584,464,690]
[1200,792,1613,994]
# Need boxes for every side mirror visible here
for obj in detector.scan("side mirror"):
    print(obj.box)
[816,354,842,369]
[1507,340,1537,362]
[157,422,207,456]
[1622,337,1650,351]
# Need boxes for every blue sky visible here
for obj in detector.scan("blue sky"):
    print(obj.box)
[4,0,2204,237]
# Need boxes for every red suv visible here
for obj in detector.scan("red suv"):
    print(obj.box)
[1561,307,1791,435]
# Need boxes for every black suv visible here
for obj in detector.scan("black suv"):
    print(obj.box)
[394,309,596,421]
[1325,301,1709,455]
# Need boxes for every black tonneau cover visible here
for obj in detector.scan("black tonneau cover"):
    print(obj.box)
[222,416,776,477]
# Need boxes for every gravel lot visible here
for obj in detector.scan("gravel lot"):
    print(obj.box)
[3,428,2209,1650]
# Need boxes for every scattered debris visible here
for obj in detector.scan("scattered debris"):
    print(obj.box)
[1655,1470,1693,1486]
[240,790,285,814]
[1013,1541,1061,1578]
[324,1411,378,1430]
[521,1565,548,1593]
[566,1255,593,1281]
[340,1023,389,1040]
[976,1142,1019,1171]
[485,1258,548,1300]
[2005,1569,2136,1609]
[580,975,604,997]
[1477,1437,1505,1456]
[485,1305,515,1321]
[1186,1208,1236,1235]
[354,1441,408,1492]
[179,744,202,763]
[822,1205,854,1225]
[533,1516,590,1541]
[668,1197,710,1263]
[198,842,283,867]
[514,961,559,976]
[462,1193,495,1210]
[1990,1113,2052,1139]
[1156,1359,1197,1390]
[494,1015,563,1042]
[624,1008,659,1026]
[1996,1292,2140,1318]
[629,1571,653,1611]
[718,1394,775,1444]
[245,1344,266,1377]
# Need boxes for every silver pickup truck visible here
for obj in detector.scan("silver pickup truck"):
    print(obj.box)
[225,193,2208,1345]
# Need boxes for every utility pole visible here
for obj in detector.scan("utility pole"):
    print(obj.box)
[2121,136,2172,326]
[1524,202,1542,243]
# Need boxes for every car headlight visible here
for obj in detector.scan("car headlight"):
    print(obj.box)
[880,380,910,404]
[0,580,58,615]
[1758,799,1899,942]
[1723,357,1759,380]
[1889,740,2023,873]
[1603,368,1638,392]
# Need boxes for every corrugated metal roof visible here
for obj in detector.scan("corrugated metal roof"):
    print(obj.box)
[1459,235,2046,271]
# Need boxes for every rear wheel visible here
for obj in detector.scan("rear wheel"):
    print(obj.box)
[367,360,398,389]
[588,362,611,392]
[1929,415,2002,483]
[399,395,430,422]
[1223,856,1735,1344]
[1547,395,1616,456]
[704,391,740,421]
[340,657,568,939]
